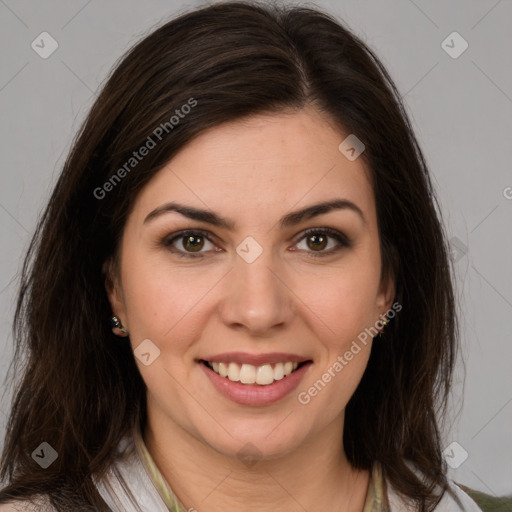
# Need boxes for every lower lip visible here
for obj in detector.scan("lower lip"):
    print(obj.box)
[200,362,312,406]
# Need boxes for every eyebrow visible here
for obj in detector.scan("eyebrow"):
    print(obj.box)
[143,198,366,228]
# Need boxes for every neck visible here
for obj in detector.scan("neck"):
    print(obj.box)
[143,409,370,512]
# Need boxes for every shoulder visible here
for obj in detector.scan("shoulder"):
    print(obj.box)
[93,432,170,511]
[0,496,56,512]
[434,482,483,511]
[0,503,29,512]
[386,480,483,511]
[384,469,483,511]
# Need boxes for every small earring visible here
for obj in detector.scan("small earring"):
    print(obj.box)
[379,316,388,336]
[111,316,129,337]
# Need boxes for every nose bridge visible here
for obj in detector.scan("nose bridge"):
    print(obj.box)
[219,243,294,333]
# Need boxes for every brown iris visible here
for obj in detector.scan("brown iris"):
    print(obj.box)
[183,234,204,252]
[306,233,327,251]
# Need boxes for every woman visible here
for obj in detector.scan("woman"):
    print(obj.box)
[0,1,488,511]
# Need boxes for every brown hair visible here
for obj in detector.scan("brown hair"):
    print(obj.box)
[0,1,458,510]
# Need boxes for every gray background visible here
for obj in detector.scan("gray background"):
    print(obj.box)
[1,0,511,497]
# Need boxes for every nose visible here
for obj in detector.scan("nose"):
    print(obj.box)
[218,251,295,336]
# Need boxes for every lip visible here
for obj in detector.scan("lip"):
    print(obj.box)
[199,359,313,406]
[200,352,309,366]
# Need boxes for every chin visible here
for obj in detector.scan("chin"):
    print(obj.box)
[196,421,306,462]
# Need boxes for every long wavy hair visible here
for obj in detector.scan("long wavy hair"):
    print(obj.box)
[0,2,458,510]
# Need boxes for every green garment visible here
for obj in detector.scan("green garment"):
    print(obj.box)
[457,485,512,512]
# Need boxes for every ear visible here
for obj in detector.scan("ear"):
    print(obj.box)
[376,271,395,314]
[103,258,128,328]
[376,248,397,315]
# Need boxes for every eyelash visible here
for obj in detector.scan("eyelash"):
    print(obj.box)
[162,228,351,259]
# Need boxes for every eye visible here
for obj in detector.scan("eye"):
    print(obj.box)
[163,230,219,258]
[293,228,350,257]
[162,227,350,259]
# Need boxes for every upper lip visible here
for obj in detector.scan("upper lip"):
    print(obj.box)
[200,352,311,366]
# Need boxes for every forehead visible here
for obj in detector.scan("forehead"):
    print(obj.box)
[130,107,376,228]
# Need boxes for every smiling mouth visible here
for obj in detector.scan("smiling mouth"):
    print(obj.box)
[200,360,310,386]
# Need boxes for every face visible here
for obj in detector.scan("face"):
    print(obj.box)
[107,106,394,460]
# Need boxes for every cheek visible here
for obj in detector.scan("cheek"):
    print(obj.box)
[120,249,225,352]
[297,336,372,426]
[294,259,381,341]
[291,252,380,405]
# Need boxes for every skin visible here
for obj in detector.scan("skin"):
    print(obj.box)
[107,105,395,511]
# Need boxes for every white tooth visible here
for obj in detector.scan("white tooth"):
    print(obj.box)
[218,362,228,377]
[240,364,256,384]
[273,362,284,380]
[283,362,293,376]
[213,361,299,384]
[227,362,240,381]
[256,364,274,385]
